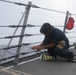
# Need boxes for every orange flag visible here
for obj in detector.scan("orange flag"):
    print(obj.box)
[66,17,74,30]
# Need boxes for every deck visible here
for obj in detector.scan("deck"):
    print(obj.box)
[0,49,76,75]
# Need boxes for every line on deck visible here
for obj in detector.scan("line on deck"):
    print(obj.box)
[0,57,40,75]
[0,66,32,75]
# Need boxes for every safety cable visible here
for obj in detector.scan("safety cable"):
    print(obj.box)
[65,31,76,33]
[68,36,76,39]
[0,0,29,6]
[0,24,41,28]
[36,6,76,16]
[0,0,15,4]
[38,7,66,14]
[0,0,76,16]
[0,42,41,50]
[0,40,76,51]
[0,34,42,39]
[0,50,41,61]
[0,24,65,28]
[0,24,76,28]
[0,41,76,61]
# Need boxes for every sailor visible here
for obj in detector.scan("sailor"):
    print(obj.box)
[32,22,74,61]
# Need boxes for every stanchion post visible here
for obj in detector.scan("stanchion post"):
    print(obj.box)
[14,2,32,65]
[63,11,69,33]
[73,43,76,49]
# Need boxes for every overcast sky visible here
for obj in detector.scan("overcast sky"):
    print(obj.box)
[0,0,76,45]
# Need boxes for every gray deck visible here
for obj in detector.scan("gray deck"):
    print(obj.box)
[12,59,76,75]
[0,49,76,75]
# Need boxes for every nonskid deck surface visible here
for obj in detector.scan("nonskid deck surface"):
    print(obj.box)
[0,59,76,75]
[0,57,76,75]
[0,65,32,75]
[0,49,76,75]
[13,59,76,75]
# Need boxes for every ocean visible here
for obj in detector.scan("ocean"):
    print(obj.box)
[0,45,37,64]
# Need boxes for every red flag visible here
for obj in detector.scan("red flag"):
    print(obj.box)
[66,17,74,30]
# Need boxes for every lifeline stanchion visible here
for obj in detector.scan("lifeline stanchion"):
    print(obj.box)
[63,11,69,33]
[0,1,34,64]
[0,10,26,64]
[14,2,32,65]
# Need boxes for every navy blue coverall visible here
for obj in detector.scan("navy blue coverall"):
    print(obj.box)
[43,27,74,59]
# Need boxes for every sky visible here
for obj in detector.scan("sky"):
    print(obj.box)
[0,0,76,45]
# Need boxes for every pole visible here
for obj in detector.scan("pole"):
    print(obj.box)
[63,11,69,33]
[14,2,32,65]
